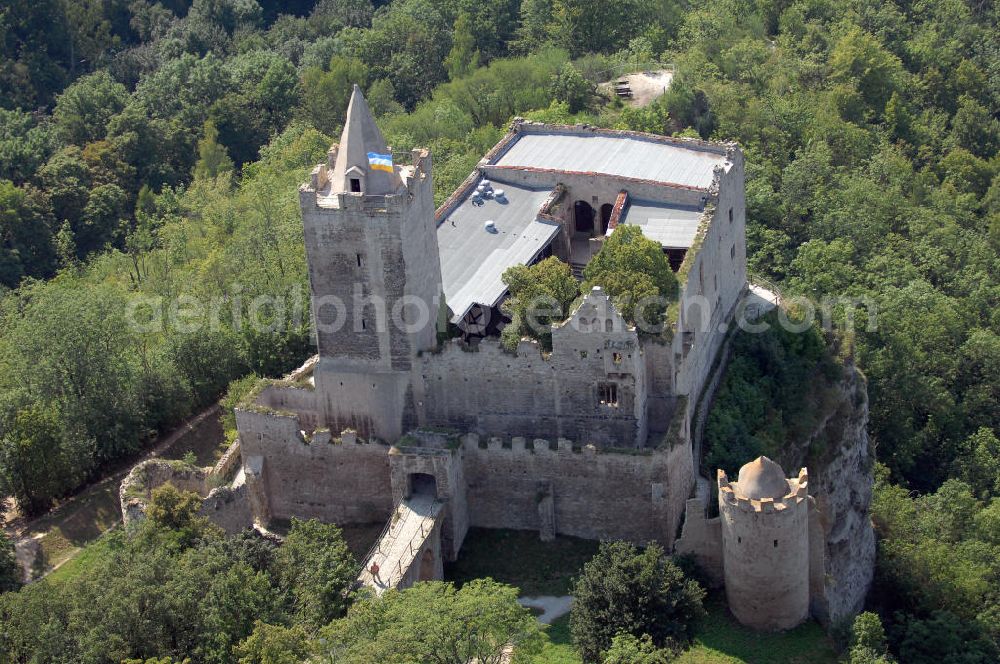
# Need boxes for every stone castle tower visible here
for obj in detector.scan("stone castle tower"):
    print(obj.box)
[299,85,442,441]
[717,457,812,631]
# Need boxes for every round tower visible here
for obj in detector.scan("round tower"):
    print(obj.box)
[717,456,810,631]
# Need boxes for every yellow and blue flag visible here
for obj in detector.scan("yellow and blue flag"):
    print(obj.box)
[367,152,393,173]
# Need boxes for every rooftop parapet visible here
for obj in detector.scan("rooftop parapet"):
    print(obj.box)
[302,146,430,210]
[718,464,809,514]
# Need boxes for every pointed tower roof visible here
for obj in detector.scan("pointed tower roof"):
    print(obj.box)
[330,84,400,195]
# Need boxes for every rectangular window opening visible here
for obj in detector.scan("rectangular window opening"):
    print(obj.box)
[356,253,364,267]
[599,382,619,407]
[612,352,623,365]
[728,207,733,223]
[350,178,362,193]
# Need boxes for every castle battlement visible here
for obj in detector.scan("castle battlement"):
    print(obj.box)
[233,82,747,592]
[386,429,667,460]
[718,466,809,513]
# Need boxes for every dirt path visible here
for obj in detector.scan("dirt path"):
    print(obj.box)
[518,595,573,624]
[599,69,674,108]
[3,404,223,582]
[2,356,319,583]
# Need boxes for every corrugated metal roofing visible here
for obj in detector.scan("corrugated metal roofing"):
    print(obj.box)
[619,199,704,248]
[494,132,727,189]
[437,179,559,323]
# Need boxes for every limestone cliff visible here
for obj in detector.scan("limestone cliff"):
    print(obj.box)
[775,359,875,627]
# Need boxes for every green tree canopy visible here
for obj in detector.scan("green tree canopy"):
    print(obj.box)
[583,225,677,328]
[0,528,21,593]
[52,71,128,146]
[193,119,235,182]
[570,541,705,663]
[501,256,579,351]
[318,579,544,664]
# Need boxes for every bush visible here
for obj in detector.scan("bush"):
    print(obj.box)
[570,541,705,663]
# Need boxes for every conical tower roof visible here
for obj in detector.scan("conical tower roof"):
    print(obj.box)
[330,84,400,195]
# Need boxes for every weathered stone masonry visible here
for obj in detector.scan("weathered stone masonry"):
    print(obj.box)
[225,86,873,629]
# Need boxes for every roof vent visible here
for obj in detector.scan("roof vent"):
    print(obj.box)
[484,220,497,233]
[494,188,506,201]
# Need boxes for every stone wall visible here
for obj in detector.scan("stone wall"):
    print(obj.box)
[462,434,692,547]
[235,408,394,525]
[211,438,243,483]
[674,498,724,585]
[119,459,253,534]
[415,288,648,448]
[200,484,254,533]
[674,154,747,407]
[120,459,209,526]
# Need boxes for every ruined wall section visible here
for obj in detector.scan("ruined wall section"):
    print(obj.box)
[674,154,746,403]
[200,484,254,533]
[642,339,678,433]
[415,339,559,439]
[235,408,393,525]
[120,459,253,534]
[462,434,691,548]
[549,288,648,446]
[415,288,648,447]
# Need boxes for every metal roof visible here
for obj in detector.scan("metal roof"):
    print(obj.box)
[494,132,727,189]
[618,199,704,248]
[437,179,559,323]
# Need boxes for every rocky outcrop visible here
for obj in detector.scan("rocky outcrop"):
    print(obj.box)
[775,360,875,627]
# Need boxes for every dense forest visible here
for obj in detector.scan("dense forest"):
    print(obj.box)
[0,0,997,661]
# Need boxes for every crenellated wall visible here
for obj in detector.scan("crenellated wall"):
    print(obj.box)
[235,408,394,525]
[458,433,690,547]
[232,415,694,550]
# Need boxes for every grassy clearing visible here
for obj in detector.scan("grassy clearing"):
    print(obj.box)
[531,615,579,664]
[675,597,838,664]
[44,529,119,585]
[19,480,122,576]
[444,528,598,596]
[11,408,227,581]
[449,530,838,664]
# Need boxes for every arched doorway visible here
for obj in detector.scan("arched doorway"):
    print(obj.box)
[600,203,614,233]
[418,547,436,581]
[574,200,595,235]
[409,472,437,498]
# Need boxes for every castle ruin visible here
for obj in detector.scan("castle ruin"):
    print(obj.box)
[223,85,865,629]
